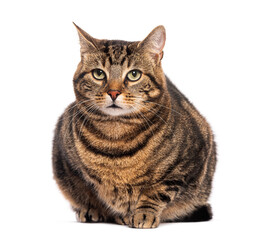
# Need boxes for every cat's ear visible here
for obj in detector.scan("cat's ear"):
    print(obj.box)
[73,22,99,53]
[137,25,166,61]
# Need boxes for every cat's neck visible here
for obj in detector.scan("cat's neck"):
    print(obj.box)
[74,91,171,141]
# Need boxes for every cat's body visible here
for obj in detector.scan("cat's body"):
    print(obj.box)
[52,24,216,228]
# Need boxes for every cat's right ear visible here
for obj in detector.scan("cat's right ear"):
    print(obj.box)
[73,22,99,53]
[137,25,166,62]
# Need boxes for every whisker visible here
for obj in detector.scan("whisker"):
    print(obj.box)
[64,100,94,136]
[63,106,84,141]
[143,100,182,116]
[67,99,94,113]
[130,106,148,131]
[130,105,162,145]
[66,103,97,145]
[134,102,168,126]
[78,104,97,139]
[64,101,94,142]
[80,105,103,150]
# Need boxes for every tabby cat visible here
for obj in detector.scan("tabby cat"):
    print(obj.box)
[52,23,217,228]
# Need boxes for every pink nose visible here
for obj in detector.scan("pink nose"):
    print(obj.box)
[107,90,121,101]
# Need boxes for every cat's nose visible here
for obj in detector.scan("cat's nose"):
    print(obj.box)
[107,90,121,101]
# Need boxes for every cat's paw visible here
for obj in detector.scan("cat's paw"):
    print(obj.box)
[75,205,104,223]
[129,211,160,229]
[114,215,130,226]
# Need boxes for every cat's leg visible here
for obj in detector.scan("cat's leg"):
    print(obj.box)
[73,203,106,223]
[128,179,190,228]
[128,196,165,228]
[112,215,130,226]
[53,151,109,223]
[128,187,175,228]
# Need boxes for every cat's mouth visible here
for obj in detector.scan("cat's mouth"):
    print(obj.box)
[101,103,133,116]
[107,104,122,109]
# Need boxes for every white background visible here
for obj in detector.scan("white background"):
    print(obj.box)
[0,0,256,239]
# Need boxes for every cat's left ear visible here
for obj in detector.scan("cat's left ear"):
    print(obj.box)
[137,25,166,62]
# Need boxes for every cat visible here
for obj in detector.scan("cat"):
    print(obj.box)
[52,23,217,228]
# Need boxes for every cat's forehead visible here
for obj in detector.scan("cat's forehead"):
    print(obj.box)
[103,41,129,57]
[102,40,136,49]
[99,40,139,65]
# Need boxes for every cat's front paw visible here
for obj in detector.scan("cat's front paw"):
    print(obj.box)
[114,215,130,226]
[74,205,104,223]
[129,211,160,229]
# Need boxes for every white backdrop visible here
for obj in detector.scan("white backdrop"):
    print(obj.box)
[0,0,256,239]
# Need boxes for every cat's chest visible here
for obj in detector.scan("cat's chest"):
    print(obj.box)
[84,154,150,185]
[75,135,156,184]
[86,156,153,214]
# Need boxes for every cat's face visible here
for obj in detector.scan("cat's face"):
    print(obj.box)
[73,24,166,117]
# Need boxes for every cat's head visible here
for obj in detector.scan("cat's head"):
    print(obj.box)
[73,23,167,117]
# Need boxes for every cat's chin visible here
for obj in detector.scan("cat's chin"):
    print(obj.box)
[100,107,133,117]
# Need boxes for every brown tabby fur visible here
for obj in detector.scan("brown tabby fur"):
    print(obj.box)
[52,23,217,228]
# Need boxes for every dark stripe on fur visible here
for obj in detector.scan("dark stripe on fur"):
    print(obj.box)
[165,186,179,192]
[73,71,88,84]
[163,180,185,187]
[146,74,162,92]
[136,205,157,211]
[121,56,126,65]
[158,193,171,203]
[82,165,102,184]
[76,126,150,158]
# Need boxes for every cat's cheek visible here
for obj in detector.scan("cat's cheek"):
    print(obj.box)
[85,90,99,99]
[145,88,161,100]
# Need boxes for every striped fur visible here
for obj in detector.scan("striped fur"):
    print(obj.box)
[52,24,217,228]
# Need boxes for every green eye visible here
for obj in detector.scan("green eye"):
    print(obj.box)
[92,69,106,80]
[127,70,142,81]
